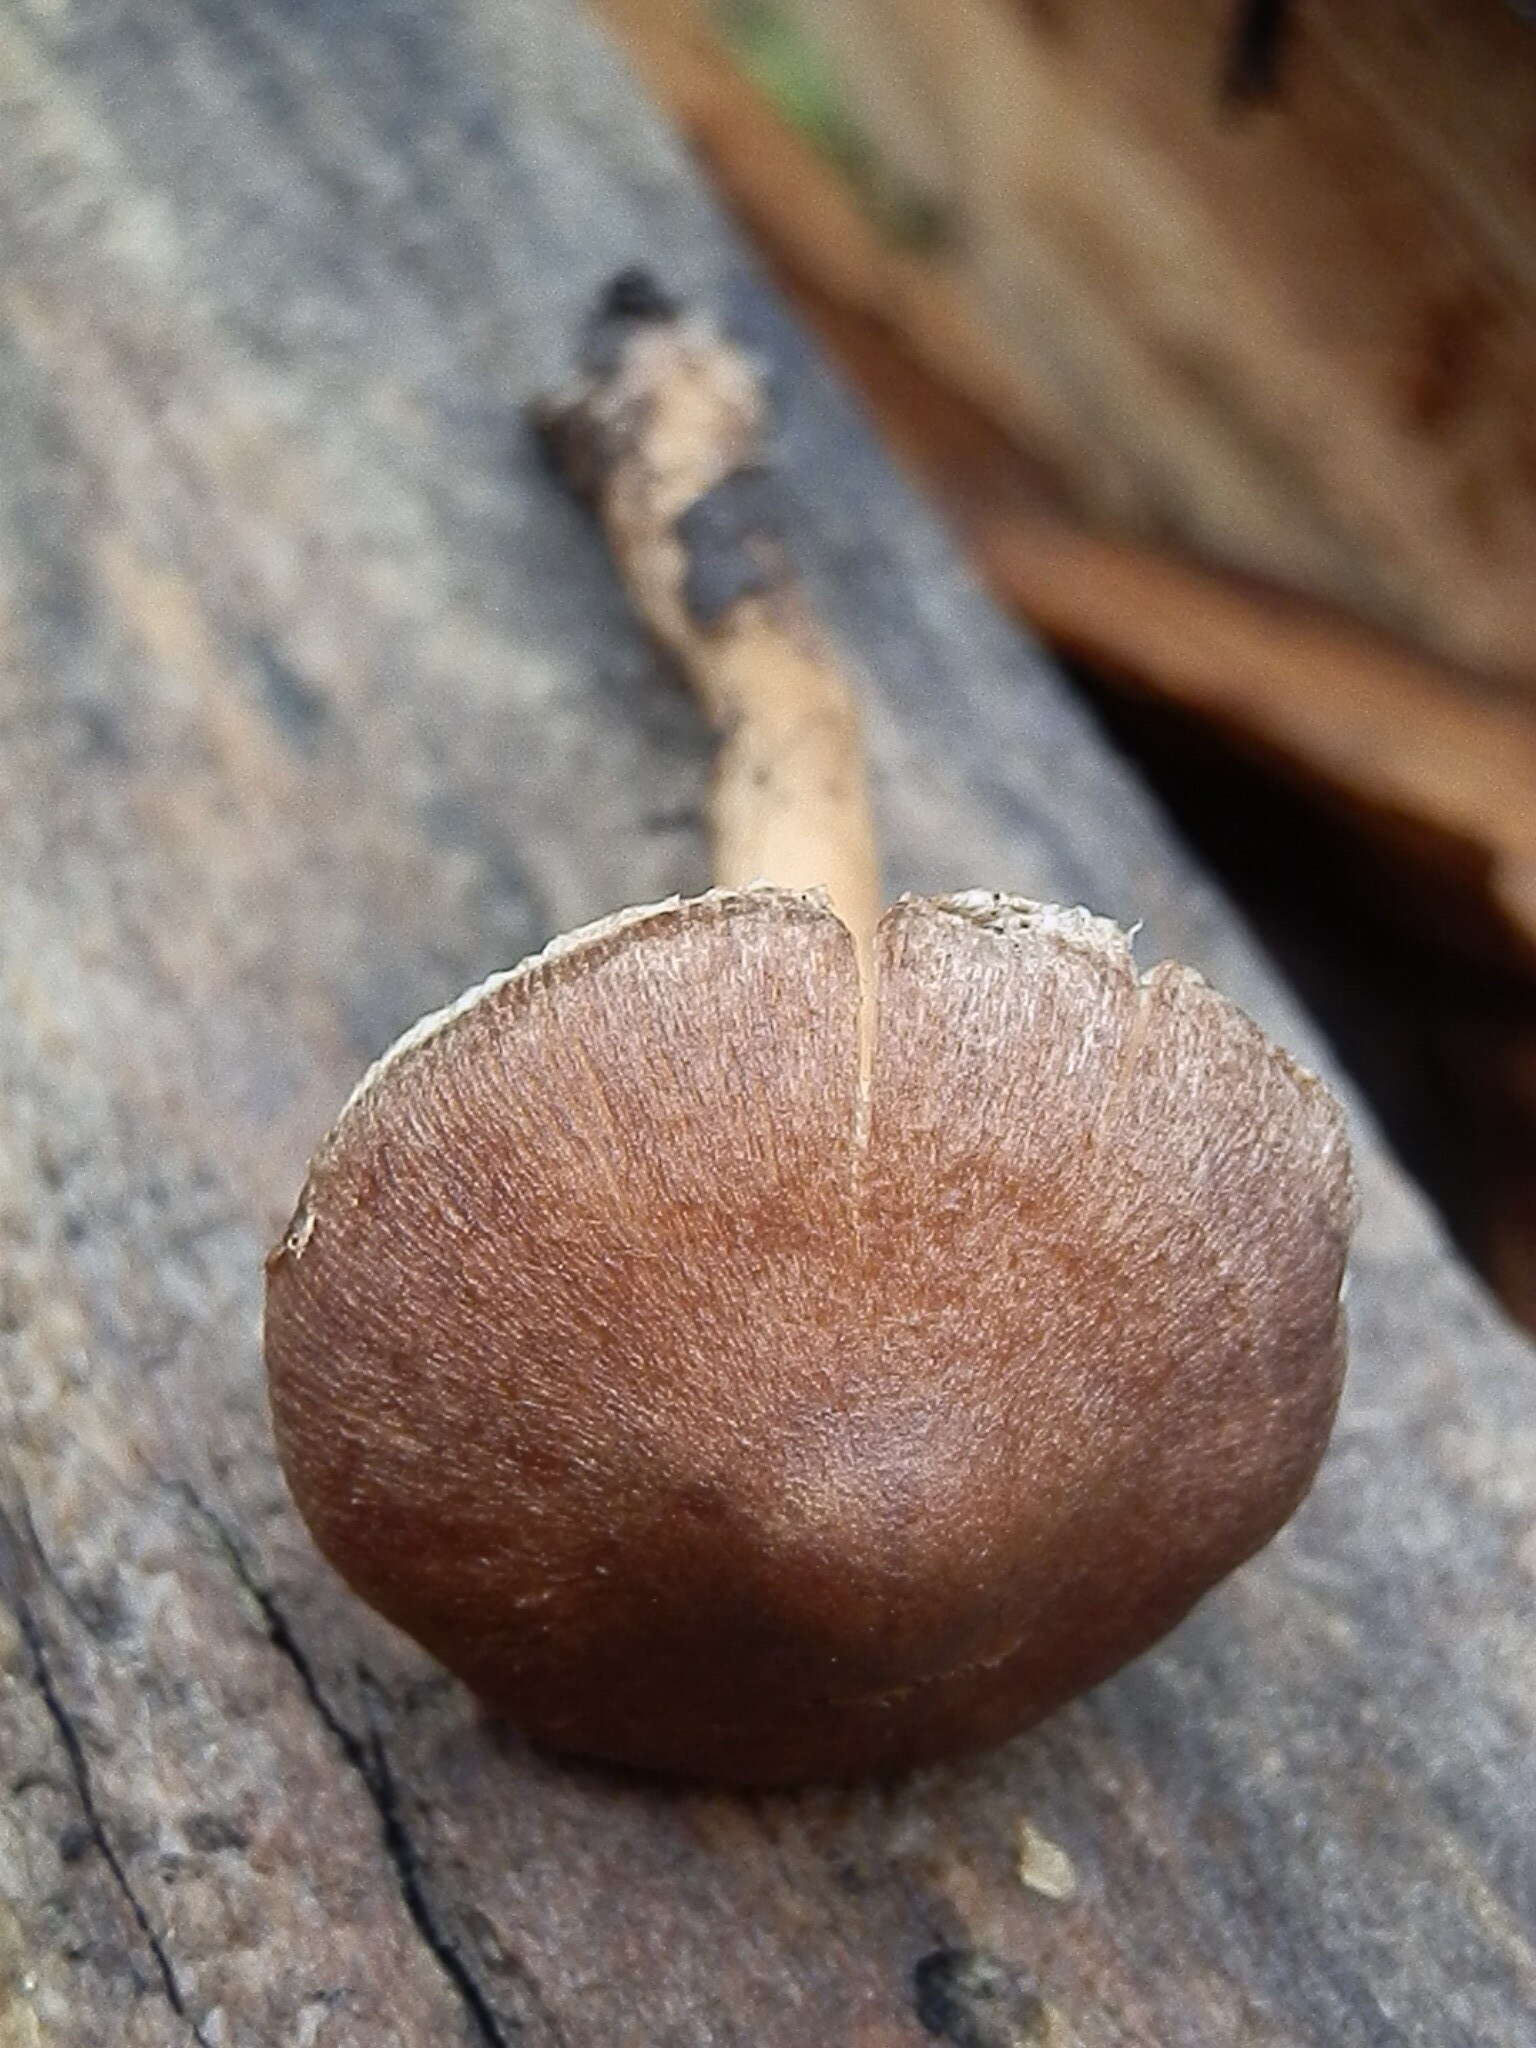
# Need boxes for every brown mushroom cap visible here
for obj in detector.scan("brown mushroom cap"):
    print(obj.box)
[264,888,1352,1785]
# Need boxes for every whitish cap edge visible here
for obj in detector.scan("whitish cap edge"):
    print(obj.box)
[333,885,828,1130]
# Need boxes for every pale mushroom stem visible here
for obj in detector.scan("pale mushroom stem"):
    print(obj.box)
[537,271,883,979]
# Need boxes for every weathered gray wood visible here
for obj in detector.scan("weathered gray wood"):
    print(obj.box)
[0,3,1532,2044]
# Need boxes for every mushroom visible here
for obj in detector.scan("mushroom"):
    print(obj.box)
[264,274,1354,1786]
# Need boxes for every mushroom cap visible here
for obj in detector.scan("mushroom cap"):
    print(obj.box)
[264,889,1353,1785]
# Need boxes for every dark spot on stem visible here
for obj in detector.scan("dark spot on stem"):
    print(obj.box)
[578,267,681,379]
[598,266,678,324]
[677,466,790,626]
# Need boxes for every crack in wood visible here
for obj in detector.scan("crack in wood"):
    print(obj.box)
[2,1506,213,2047]
[174,1485,527,2048]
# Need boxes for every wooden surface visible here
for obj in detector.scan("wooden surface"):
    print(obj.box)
[1,4,1534,2044]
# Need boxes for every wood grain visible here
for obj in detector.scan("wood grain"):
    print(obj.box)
[1,3,1533,2045]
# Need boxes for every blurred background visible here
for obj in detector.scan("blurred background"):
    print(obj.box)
[595,0,1536,1332]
